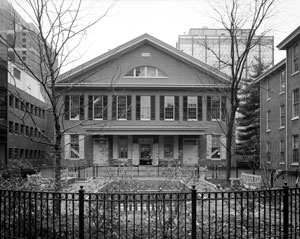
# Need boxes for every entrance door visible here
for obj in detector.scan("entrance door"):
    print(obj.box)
[140,144,152,165]
[183,139,198,165]
[93,139,109,165]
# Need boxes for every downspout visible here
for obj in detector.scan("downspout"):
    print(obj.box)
[285,58,288,172]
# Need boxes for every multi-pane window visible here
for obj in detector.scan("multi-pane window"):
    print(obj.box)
[292,43,299,73]
[207,96,226,121]
[266,79,271,99]
[280,105,285,127]
[266,142,271,162]
[211,135,221,159]
[125,66,167,77]
[280,140,285,163]
[70,95,81,120]
[280,69,285,93]
[266,110,271,131]
[9,95,14,107]
[15,123,19,134]
[164,136,174,159]
[8,121,13,133]
[293,89,299,118]
[70,135,80,159]
[292,135,299,163]
[15,98,19,109]
[141,96,151,120]
[212,97,221,120]
[164,96,174,120]
[118,96,127,120]
[93,96,103,119]
[118,136,128,159]
[187,96,197,120]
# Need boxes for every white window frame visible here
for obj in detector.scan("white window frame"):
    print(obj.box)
[164,96,174,120]
[187,96,197,120]
[292,135,299,163]
[292,43,299,74]
[70,95,80,120]
[117,96,127,120]
[211,96,221,121]
[292,89,299,119]
[70,135,80,159]
[141,96,151,120]
[125,66,167,78]
[211,135,221,159]
[93,96,103,120]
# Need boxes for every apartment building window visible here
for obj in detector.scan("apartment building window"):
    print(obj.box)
[292,43,299,73]
[13,67,21,80]
[207,96,226,121]
[266,110,271,131]
[266,79,271,100]
[160,96,179,121]
[280,140,285,163]
[118,136,128,158]
[292,135,299,163]
[64,95,84,120]
[125,66,167,77]
[266,142,271,162]
[280,105,285,127]
[88,95,107,120]
[164,136,174,159]
[212,135,221,159]
[14,123,19,134]
[280,69,285,93]
[70,135,80,159]
[9,121,13,133]
[292,89,299,118]
[9,95,14,107]
[20,124,24,135]
[15,98,19,109]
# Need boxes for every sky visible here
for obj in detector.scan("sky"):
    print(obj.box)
[14,0,300,71]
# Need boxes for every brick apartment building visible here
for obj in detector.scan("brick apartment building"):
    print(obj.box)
[57,34,231,167]
[258,26,300,174]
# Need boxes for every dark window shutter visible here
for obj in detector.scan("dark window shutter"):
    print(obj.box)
[103,95,108,120]
[151,96,155,120]
[112,95,116,120]
[198,96,203,121]
[127,95,132,120]
[136,96,141,120]
[64,95,70,120]
[183,96,187,121]
[79,95,85,120]
[221,96,226,121]
[207,96,211,121]
[88,95,93,120]
[160,96,164,120]
[175,96,179,121]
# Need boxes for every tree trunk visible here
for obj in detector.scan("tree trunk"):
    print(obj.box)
[226,107,236,182]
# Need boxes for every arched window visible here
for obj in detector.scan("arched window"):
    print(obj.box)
[125,66,167,78]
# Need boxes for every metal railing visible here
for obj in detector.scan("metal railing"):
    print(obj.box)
[1,184,300,238]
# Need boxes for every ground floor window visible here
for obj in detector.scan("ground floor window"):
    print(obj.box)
[293,135,299,163]
[164,136,174,159]
[211,135,220,159]
[119,136,128,158]
[70,135,80,159]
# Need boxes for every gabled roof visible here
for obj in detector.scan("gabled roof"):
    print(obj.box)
[255,59,285,83]
[277,26,300,50]
[58,33,230,84]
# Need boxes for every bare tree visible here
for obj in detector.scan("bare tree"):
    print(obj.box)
[0,0,115,190]
[206,0,277,181]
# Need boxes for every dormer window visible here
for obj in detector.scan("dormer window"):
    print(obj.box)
[125,66,167,78]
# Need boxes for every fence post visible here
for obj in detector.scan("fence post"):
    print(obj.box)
[283,182,289,239]
[79,186,85,239]
[191,185,197,239]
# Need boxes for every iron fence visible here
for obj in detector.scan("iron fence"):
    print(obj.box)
[1,185,300,238]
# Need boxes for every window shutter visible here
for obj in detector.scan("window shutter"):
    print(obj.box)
[64,95,70,120]
[207,96,212,121]
[79,135,85,159]
[221,96,226,121]
[127,95,132,120]
[206,134,212,160]
[64,134,70,159]
[88,95,93,120]
[160,96,164,120]
[198,96,203,121]
[183,96,187,121]
[112,95,116,120]
[175,96,179,121]
[136,96,141,120]
[79,95,84,120]
[220,135,226,159]
[151,95,155,120]
[103,95,108,120]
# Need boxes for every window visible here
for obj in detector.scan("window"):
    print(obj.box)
[292,43,299,73]
[141,96,151,120]
[70,135,80,159]
[211,135,221,159]
[14,123,19,134]
[70,95,81,120]
[13,67,21,80]
[164,136,174,159]
[118,96,127,120]
[280,140,285,163]
[25,126,29,136]
[187,96,197,120]
[20,124,24,134]
[292,135,299,163]
[8,148,13,159]
[280,105,285,127]
[266,111,271,131]
[88,96,107,120]
[9,121,13,133]
[280,69,285,93]
[266,142,271,162]
[118,136,128,158]
[125,66,167,77]
[9,95,14,107]
[15,98,19,109]
[93,96,104,119]
[164,96,174,120]
[266,79,271,99]
[292,89,299,118]
[207,96,226,121]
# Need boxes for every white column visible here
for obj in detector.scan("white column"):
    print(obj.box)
[206,134,212,160]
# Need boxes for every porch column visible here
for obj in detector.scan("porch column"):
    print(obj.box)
[113,135,118,160]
